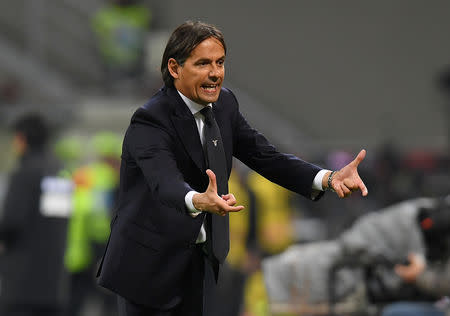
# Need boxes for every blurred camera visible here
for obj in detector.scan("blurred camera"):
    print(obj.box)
[417,197,450,261]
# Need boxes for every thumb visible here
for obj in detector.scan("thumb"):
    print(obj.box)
[206,169,217,193]
[352,149,366,167]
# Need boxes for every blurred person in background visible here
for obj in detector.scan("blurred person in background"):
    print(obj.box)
[96,20,368,316]
[64,131,121,316]
[53,135,84,180]
[239,171,297,316]
[381,198,450,316]
[206,166,263,316]
[247,171,295,257]
[92,0,151,94]
[0,113,72,316]
[212,168,299,316]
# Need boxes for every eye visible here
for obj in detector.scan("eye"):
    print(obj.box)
[196,60,210,67]
[217,60,225,67]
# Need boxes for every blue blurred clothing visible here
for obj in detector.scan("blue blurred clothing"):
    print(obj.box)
[382,302,445,316]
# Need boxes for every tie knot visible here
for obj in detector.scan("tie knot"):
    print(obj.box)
[200,106,214,125]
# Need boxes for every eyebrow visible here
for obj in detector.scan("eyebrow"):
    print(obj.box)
[194,56,226,64]
[195,58,212,64]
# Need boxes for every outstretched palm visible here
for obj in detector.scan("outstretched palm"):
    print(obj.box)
[192,169,245,216]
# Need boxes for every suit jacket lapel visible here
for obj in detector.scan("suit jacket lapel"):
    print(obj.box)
[167,87,206,172]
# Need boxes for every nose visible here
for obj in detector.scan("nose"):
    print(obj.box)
[209,64,222,79]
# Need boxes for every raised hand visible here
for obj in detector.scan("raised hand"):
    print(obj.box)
[192,169,245,216]
[328,149,368,198]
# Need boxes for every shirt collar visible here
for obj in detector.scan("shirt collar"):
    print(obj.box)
[177,90,212,115]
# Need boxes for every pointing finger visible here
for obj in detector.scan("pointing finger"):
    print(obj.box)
[352,149,366,167]
[226,205,245,212]
[206,169,217,193]
[218,206,244,216]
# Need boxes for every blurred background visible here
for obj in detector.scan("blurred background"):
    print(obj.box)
[0,0,449,315]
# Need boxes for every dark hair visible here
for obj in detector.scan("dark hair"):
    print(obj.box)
[12,113,49,150]
[161,21,227,87]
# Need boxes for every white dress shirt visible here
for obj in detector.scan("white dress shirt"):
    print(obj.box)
[177,90,330,243]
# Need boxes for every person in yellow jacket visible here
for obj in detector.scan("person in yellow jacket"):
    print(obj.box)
[205,167,254,316]
[53,135,84,180]
[209,167,297,316]
[241,171,297,316]
[64,131,121,316]
[247,171,295,256]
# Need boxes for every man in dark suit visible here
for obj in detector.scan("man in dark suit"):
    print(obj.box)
[97,20,368,316]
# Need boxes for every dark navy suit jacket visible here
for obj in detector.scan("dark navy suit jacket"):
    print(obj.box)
[97,85,323,308]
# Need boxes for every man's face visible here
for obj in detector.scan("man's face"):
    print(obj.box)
[170,37,225,105]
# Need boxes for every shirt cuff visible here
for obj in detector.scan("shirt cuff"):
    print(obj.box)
[185,190,202,217]
[313,169,331,191]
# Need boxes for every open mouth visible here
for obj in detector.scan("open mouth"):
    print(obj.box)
[201,84,219,93]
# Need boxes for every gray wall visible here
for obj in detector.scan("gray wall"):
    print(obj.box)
[159,0,450,151]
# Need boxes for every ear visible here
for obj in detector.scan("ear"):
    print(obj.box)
[167,58,181,80]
